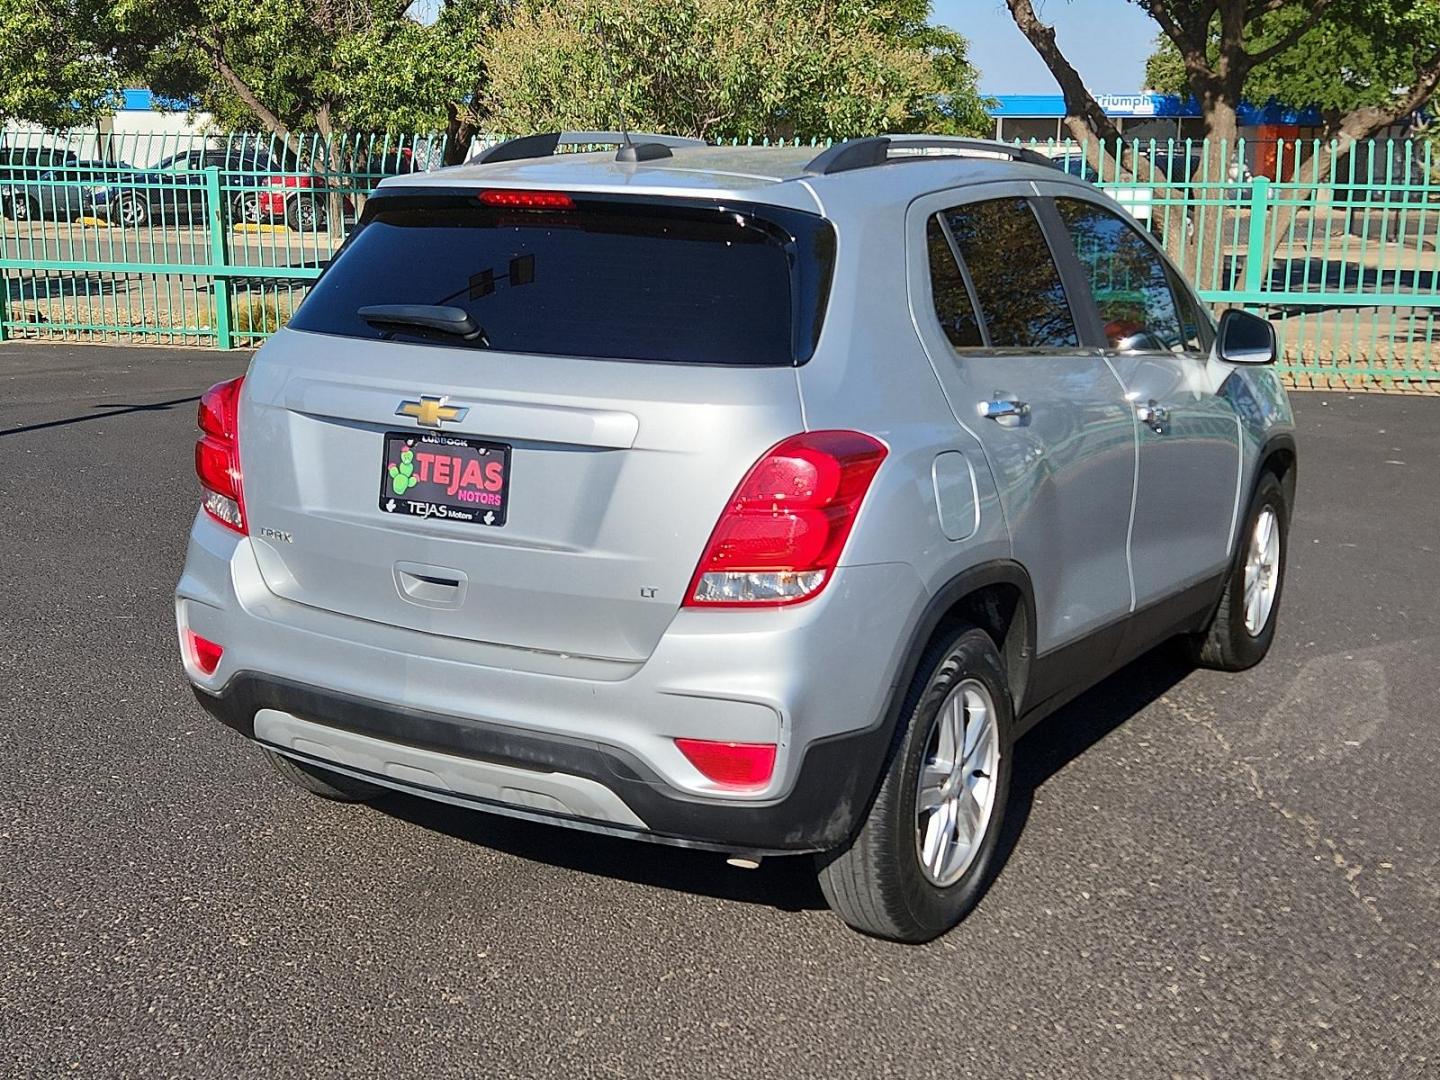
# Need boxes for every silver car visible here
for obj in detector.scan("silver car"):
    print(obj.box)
[176,134,1296,943]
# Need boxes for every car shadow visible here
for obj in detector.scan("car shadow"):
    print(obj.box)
[0,396,201,438]
[374,645,1196,916]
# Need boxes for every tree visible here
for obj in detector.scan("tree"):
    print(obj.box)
[478,0,990,142]
[1005,0,1440,279]
[1144,6,1440,139]
[107,0,508,163]
[0,0,119,127]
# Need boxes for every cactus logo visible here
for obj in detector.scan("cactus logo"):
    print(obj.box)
[388,443,419,495]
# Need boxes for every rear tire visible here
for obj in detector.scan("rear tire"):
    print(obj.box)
[4,195,37,221]
[287,195,326,232]
[816,625,1013,943]
[1185,472,1289,671]
[265,749,383,802]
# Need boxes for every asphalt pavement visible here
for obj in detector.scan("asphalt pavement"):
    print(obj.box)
[1,343,1436,1079]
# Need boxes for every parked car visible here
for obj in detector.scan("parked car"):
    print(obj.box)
[0,159,133,221]
[176,134,1296,943]
[254,148,416,231]
[86,147,274,226]
[0,145,78,184]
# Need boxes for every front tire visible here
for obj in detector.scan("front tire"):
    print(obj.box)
[231,192,262,225]
[1186,471,1289,671]
[112,194,149,228]
[265,749,383,803]
[816,625,1013,943]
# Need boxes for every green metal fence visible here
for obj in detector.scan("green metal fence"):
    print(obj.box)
[3,128,1439,390]
[0,130,446,349]
[1033,136,1440,391]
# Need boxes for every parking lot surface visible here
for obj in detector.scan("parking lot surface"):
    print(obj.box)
[1,343,1436,1079]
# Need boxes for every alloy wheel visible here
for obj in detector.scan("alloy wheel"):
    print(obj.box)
[915,678,1001,887]
[1243,505,1281,636]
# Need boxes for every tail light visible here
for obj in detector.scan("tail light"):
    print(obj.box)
[196,376,246,534]
[685,430,887,607]
[675,738,777,789]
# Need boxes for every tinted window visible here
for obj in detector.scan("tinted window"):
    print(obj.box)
[942,198,1078,349]
[290,199,833,366]
[1056,197,1187,352]
[925,215,982,347]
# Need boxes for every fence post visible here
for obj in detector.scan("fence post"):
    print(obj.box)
[1243,176,1270,295]
[204,165,234,350]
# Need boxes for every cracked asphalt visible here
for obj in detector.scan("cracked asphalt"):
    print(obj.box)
[1,342,1436,1079]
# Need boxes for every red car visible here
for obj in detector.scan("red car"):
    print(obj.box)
[257,148,419,231]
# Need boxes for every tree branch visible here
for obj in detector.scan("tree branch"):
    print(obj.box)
[1337,47,1440,137]
[199,35,304,158]
[1004,0,1123,147]
[1138,0,1192,51]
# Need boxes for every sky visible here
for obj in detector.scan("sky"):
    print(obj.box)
[932,0,1160,95]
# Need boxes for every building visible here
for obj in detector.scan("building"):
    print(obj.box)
[987,93,1329,178]
[3,91,216,168]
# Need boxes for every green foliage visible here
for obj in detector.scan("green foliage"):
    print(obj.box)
[337,0,507,134]
[1142,34,1185,96]
[230,293,292,335]
[479,0,990,141]
[0,0,120,125]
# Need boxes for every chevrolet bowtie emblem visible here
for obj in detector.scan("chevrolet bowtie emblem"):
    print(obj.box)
[396,395,468,428]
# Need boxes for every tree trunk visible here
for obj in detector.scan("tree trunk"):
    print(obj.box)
[1182,95,1241,292]
[313,100,347,234]
[444,101,478,166]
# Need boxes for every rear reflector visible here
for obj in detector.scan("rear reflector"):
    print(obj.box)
[196,377,246,534]
[185,630,223,675]
[685,431,887,607]
[478,189,574,210]
[675,739,777,789]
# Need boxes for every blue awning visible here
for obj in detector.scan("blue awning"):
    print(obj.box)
[987,93,1324,125]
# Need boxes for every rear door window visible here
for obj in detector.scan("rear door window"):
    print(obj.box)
[940,198,1079,349]
[290,196,834,366]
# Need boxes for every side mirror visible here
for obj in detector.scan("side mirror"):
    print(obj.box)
[1216,308,1277,365]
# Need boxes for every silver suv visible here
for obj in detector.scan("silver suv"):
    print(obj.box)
[177,134,1296,943]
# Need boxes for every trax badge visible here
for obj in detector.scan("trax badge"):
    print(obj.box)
[396,395,468,428]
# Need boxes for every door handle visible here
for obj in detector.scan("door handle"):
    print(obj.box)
[1135,399,1170,434]
[977,397,1031,425]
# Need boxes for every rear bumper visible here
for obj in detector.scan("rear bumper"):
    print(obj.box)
[176,513,926,854]
[193,672,896,854]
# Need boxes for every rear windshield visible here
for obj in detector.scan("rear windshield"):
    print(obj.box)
[289,194,835,366]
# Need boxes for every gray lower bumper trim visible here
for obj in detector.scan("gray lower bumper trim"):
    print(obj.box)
[255,709,648,829]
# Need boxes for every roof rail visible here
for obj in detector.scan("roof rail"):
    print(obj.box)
[803,136,1054,176]
[475,131,708,166]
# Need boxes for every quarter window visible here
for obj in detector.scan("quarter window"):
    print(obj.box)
[940,198,1079,349]
[925,216,983,347]
[1055,197,1190,352]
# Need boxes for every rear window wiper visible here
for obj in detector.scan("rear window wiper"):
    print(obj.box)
[358,304,490,345]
